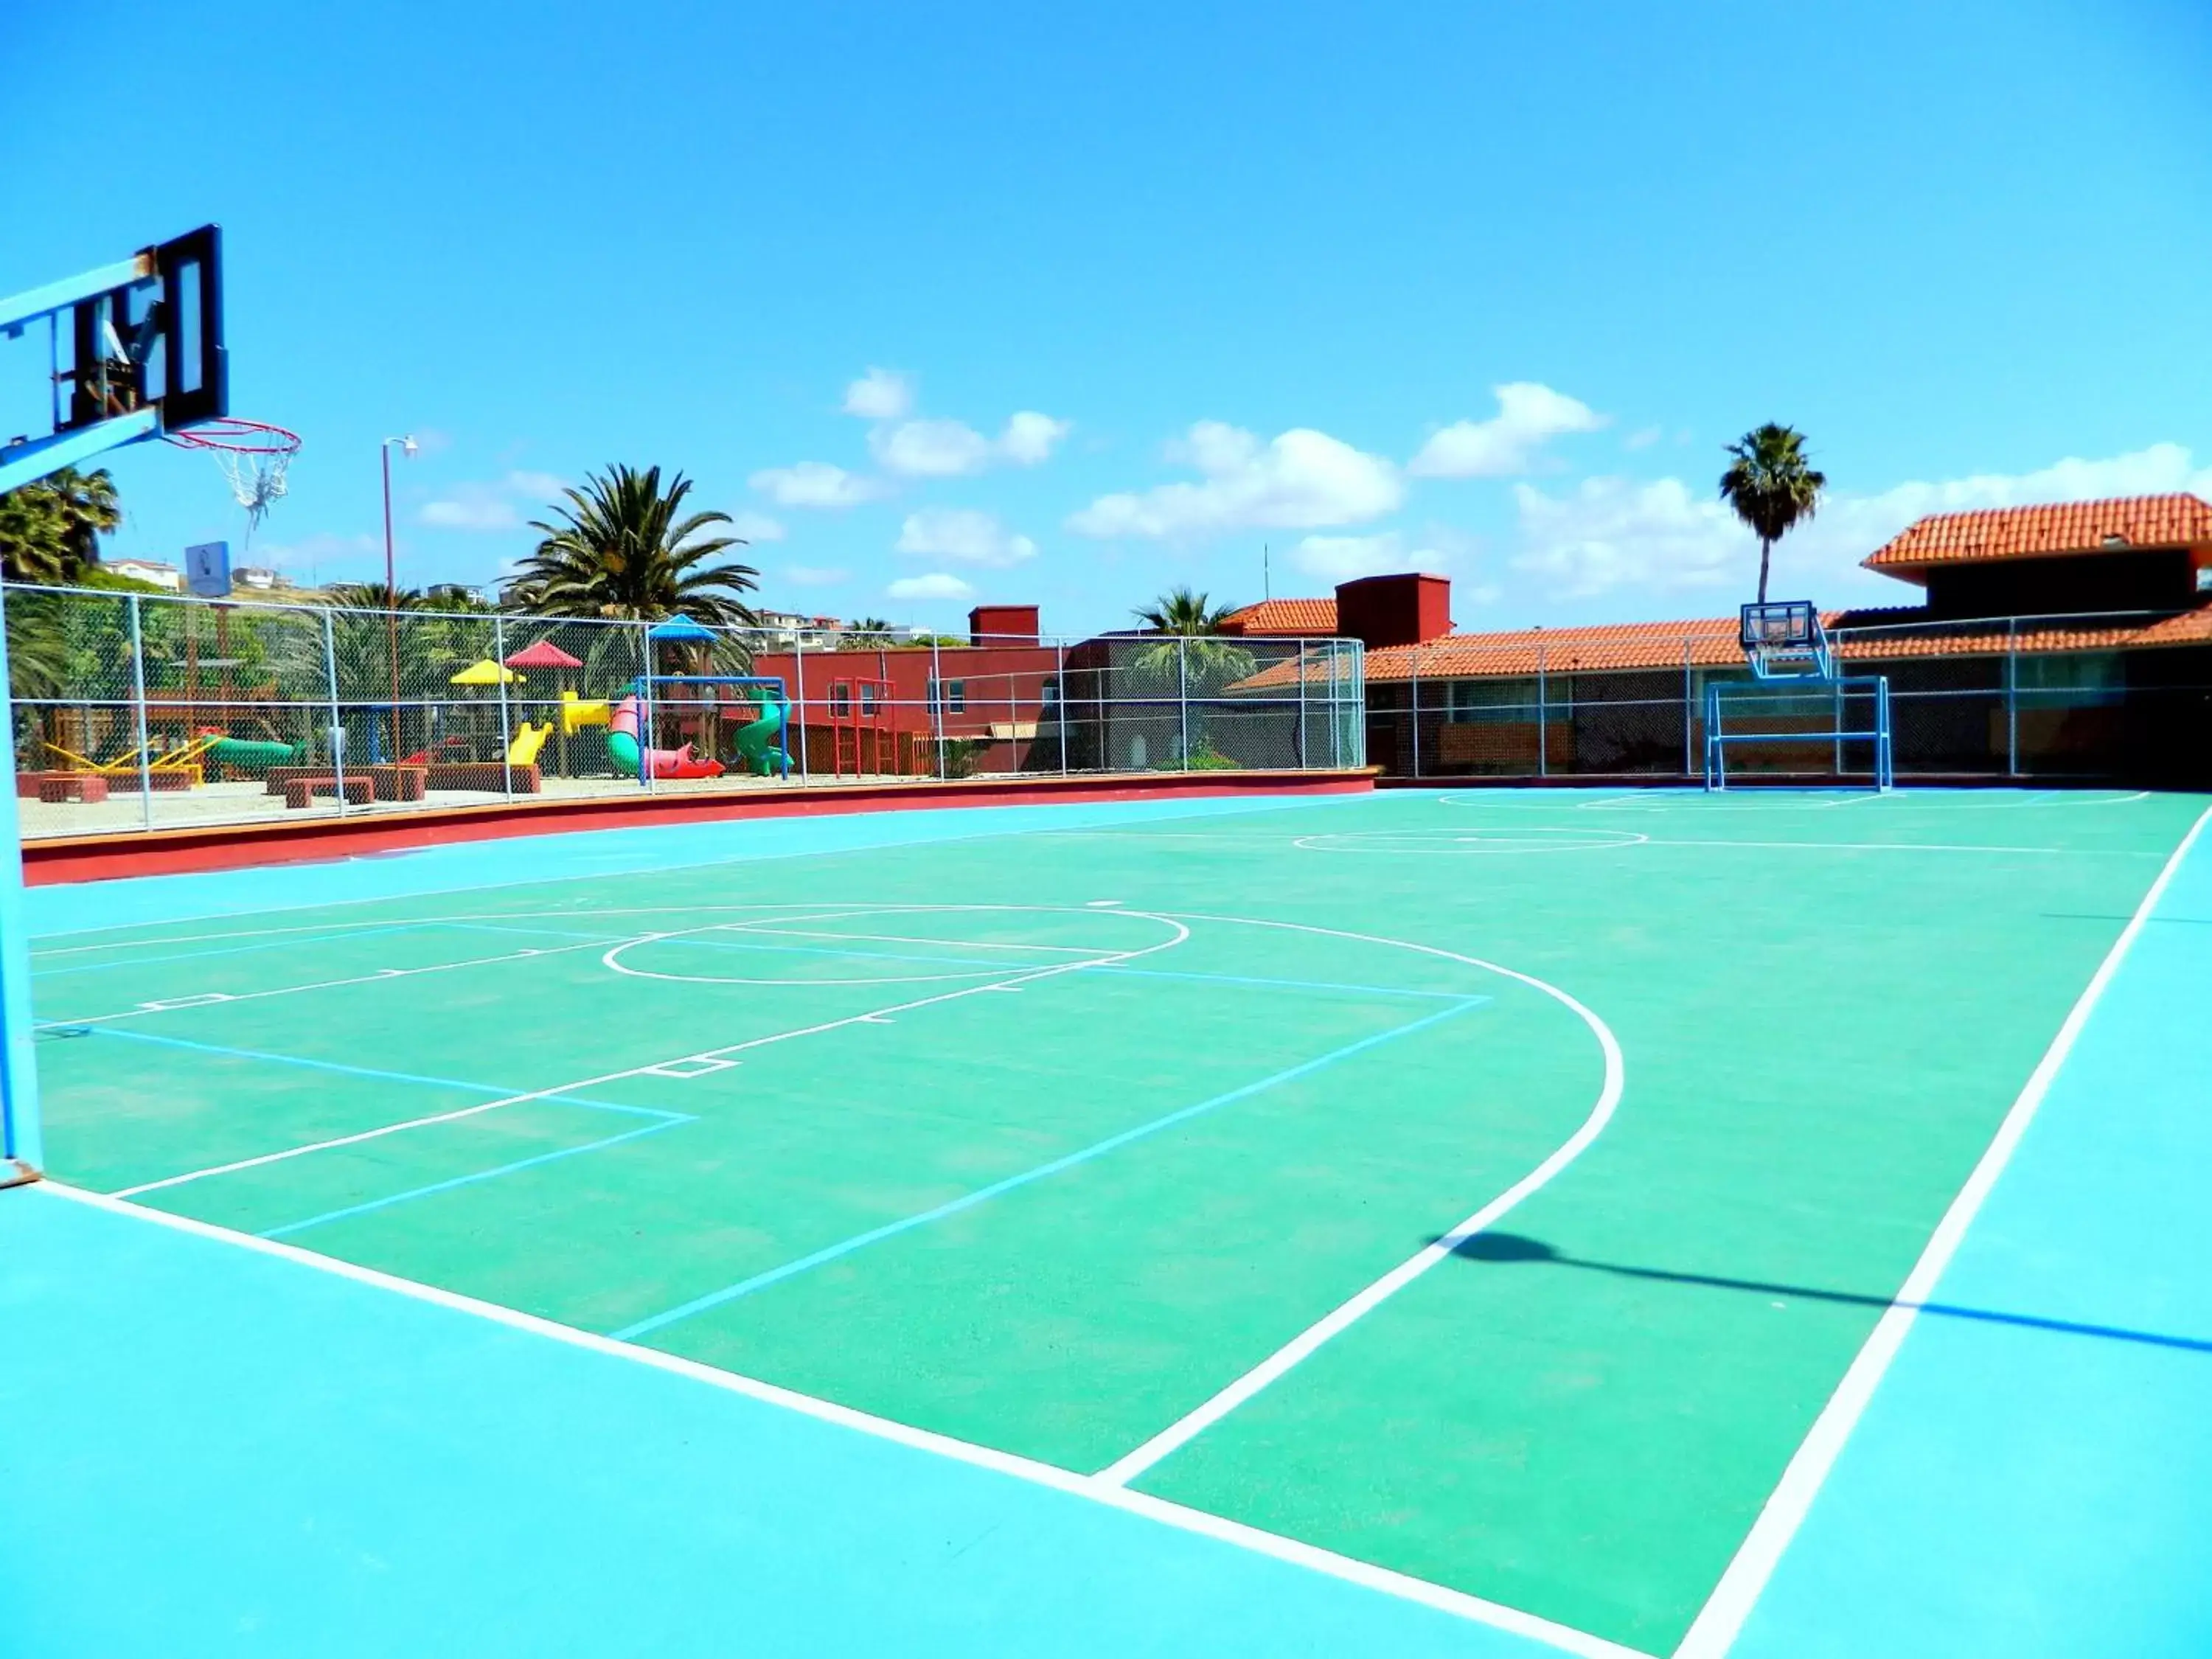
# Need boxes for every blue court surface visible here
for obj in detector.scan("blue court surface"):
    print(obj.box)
[4,788,2209,1658]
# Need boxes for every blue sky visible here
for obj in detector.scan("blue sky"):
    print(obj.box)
[5,0,2209,636]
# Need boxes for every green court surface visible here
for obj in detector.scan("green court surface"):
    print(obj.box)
[28,787,2205,1653]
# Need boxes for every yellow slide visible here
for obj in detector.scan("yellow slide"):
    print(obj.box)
[507,722,552,766]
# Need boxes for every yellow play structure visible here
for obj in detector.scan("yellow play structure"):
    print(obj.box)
[559,690,611,735]
[507,723,552,766]
[43,731,218,785]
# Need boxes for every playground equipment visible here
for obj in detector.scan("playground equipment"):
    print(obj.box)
[558,692,611,736]
[607,695,724,780]
[43,731,218,787]
[733,683,791,778]
[826,676,895,778]
[507,723,552,768]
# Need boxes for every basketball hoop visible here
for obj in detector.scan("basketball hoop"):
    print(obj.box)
[167,418,302,546]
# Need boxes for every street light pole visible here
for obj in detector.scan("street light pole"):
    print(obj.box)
[380,435,417,762]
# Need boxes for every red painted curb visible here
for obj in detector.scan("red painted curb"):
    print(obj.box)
[21,769,1377,886]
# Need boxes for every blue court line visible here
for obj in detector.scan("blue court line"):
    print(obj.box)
[611,996,1488,1343]
[30,922,427,980]
[72,1026,678,1123]
[442,919,1469,1004]
[257,1115,694,1239]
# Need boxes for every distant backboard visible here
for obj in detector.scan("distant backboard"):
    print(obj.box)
[184,540,232,598]
[0,225,227,494]
[1739,600,1833,680]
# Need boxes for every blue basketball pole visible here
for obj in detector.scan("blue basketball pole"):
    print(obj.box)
[0,592,46,1181]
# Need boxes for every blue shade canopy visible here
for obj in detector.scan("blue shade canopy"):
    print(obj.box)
[648,614,717,642]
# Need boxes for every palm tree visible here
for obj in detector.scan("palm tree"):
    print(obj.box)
[1719,425,1826,604]
[837,616,897,649]
[507,465,759,627]
[0,467,119,585]
[1129,586,1254,693]
[1133,585,1234,636]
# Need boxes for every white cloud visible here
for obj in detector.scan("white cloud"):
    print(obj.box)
[1408,383,1608,479]
[420,488,524,532]
[872,411,1072,478]
[1511,442,2212,603]
[253,531,376,573]
[748,462,888,509]
[724,510,786,543]
[1290,530,1447,582]
[896,507,1038,567]
[887,572,976,601]
[843,367,914,421]
[874,418,997,478]
[1623,426,1663,452]
[998,411,1071,465]
[1069,422,1402,540]
[1511,476,1748,599]
[420,470,571,532]
[782,563,848,586]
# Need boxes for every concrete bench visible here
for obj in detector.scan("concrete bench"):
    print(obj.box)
[35,774,109,804]
[280,776,376,809]
[265,764,428,802]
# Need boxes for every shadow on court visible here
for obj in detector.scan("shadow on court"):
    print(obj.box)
[1437,1229,2212,1357]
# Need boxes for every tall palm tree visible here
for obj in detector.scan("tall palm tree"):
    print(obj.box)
[1133,586,1234,636]
[1719,425,1826,604]
[507,465,759,627]
[1130,586,1254,693]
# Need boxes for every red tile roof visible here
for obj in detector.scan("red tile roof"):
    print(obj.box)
[1220,597,1339,636]
[1864,493,2212,574]
[1231,602,2212,689]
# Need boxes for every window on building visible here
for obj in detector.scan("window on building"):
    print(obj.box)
[860,683,880,715]
[830,685,852,717]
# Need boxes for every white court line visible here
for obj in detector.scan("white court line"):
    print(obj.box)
[1096,915,1624,1487]
[41,905,915,1032]
[111,910,1192,1198]
[1672,801,2212,1659]
[42,936,618,1031]
[721,925,1110,955]
[32,1181,1647,1659]
[1643,837,2153,856]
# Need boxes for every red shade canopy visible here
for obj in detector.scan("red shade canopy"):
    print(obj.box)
[503,639,585,669]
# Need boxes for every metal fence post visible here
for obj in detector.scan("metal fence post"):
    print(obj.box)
[931,639,945,779]
[1682,633,1694,779]
[0,582,46,1175]
[1295,642,1309,769]
[1537,639,1548,779]
[127,594,153,829]
[493,613,515,799]
[1178,638,1192,770]
[321,608,347,816]
[2006,614,2020,777]
[1329,641,1343,768]
[1410,648,1422,779]
[793,632,809,784]
[637,619,654,793]
[1056,639,1068,776]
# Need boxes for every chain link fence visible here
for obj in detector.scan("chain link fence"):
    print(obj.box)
[4,585,1367,838]
[1370,609,2212,787]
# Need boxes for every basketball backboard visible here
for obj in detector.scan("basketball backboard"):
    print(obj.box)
[0,224,226,493]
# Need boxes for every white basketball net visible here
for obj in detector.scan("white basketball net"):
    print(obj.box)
[215,447,293,532]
